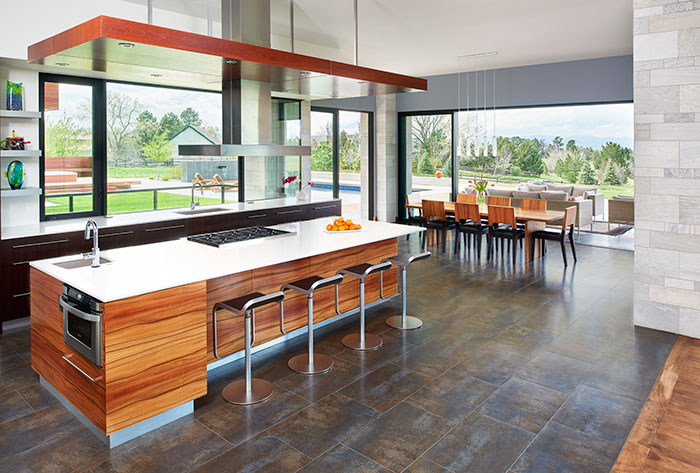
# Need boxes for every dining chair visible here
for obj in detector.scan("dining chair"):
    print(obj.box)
[422,199,456,252]
[486,196,511,206]
[456,193,477,204]
[454,202,488,256]
[487,205,525,264]
[405,193,425,240]
[520,198,546,211]
[530,206,578,265]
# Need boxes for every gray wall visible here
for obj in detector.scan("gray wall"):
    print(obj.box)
[311,55,633,113]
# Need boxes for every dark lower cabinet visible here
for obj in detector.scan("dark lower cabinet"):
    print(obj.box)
[0,200,341,331]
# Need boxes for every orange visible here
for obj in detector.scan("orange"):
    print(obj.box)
[333,225,339,231]
[356,224,362,230]
[326,224,333,231]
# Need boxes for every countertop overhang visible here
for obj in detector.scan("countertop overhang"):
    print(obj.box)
[30,218,423,303]
[27,16,427,98]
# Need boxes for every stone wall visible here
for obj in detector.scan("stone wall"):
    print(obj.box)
[634,0,700,337]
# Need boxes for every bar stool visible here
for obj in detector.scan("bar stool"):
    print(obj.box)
[336,261,393,350]
[282,274,344,375]
[213,291,285,405]
[382,251,431,330]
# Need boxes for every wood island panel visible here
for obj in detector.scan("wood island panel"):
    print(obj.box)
[30,268,106,432]
[102,281,207,435]
[205,238,399,363]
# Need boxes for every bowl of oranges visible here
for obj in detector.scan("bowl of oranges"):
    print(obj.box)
[325,217,362,233]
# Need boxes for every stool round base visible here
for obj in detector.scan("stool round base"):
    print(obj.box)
[222,378,274,405]
[288,353,334,375]
[385,315,423,330]
[342,333,383,351]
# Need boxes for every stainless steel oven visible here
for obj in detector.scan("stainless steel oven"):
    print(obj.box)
[61,284,103,367]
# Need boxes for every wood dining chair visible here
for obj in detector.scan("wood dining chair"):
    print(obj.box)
[530,206,578,265]
[422,199,456,252]
[487,205,525,264]
[520,199,546,211]
[454,202,488,256]
[456,193,477,204]
[405,193,425,240]
[486,196,511,206]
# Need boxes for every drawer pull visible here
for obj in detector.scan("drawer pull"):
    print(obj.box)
[313,205,337,210]
[12,261,30,266]
[247,213,267,219]
[62,354,102,382]
[144,224,185,232]
[13,292,30,298]
[277,209,302,215]
[12,238,70,249]
[101,230,134,238]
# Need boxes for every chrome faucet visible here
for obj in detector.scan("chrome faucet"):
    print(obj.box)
[83,220,101,268]
[191,181,204,210]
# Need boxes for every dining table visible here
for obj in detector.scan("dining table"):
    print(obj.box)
[405,201,565,262]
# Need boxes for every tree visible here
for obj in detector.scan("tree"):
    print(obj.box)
[554,153,584,183]
[160,112,184,140]
[340,136,360,172]
[412,115,450,173]
[417,151,435,175]
[515,141,545,175]
[577,162,597,185]
[106,92,142,166]
[141,132,172,179]
[180,107,202,128]
[599,142,632,184]
[552,136,564,151]
[45,117,90,158]
[311,140,333,172]
[603,162,622,185]
[134,110,160,150]
[566,139,578,152]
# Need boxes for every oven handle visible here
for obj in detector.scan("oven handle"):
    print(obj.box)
[62,354,102,383]
[59,298,101,323]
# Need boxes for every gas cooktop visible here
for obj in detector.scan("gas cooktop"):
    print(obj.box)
[187,226,294,248]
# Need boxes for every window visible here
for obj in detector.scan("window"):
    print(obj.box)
[456,103,634,196]
[41,76,104,219]
[105,82,225,214]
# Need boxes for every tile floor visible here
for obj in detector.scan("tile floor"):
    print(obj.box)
[0,235,676,473]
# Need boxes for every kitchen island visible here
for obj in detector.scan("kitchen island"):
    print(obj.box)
[29,218,422,447]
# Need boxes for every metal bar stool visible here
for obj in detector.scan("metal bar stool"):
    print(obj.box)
[382,251,431,330]
[213,291,285,405]
[282,274,344,375]
[336,261,393,350]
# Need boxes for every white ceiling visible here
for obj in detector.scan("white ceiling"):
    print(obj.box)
[125,0,633,77]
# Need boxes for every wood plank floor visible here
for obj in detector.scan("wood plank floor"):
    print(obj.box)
[612,336,700,472]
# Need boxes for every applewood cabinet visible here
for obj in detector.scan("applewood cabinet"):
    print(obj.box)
[0,200,341,331]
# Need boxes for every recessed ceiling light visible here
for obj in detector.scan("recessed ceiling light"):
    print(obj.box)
[118,42,135,49]
[300,71,311,76]
[150,73,162,77]
[55,62,70,67]
[357,81,368,85]
[224,59,238,64]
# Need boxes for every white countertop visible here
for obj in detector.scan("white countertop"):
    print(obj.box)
[30,218,423,303]
[2,196,338,239]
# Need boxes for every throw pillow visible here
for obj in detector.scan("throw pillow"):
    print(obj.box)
[527,184,547,192]
[540,191,569,201]
[546,184,573,195]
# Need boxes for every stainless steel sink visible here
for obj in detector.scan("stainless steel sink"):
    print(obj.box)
[54,257,111,269]
[175,207,228,215]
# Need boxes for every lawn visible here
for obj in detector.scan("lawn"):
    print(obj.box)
[46,191,229,215]
[457,171,634,197]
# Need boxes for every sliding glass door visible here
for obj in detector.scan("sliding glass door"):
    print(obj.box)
[311,108,373,220]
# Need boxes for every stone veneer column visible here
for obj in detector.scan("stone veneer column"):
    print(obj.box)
[375,95,398,222]
[360,113,370,219]
[634,0,700,337]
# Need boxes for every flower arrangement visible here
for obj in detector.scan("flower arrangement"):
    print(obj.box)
[284,175,315,201]
[467,179,495,203]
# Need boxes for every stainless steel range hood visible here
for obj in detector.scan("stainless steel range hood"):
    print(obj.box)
[179,0,309,158]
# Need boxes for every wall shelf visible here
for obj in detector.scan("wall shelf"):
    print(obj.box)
[0,110,42,119]
[0,150,41,158]
[1,187,42,197]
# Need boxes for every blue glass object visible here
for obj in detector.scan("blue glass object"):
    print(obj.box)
[6,160,24,190]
